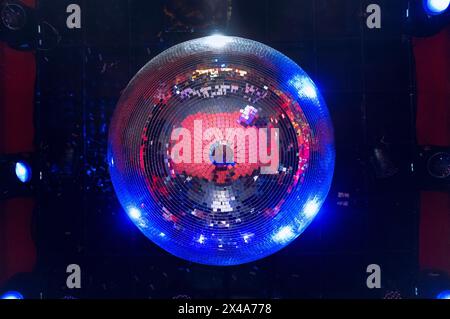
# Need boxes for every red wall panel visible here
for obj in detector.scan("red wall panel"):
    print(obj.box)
[0,0,37,287]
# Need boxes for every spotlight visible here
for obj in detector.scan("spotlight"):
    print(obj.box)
[0,291,24,300]
[405,0,450,37]
[15,161,32,183]
[417,270,450,299]
[437,290,450,299]
[0,154,35,199]
[423,0,450,15]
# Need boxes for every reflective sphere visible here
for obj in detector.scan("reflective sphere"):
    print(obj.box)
[108,35,335,265]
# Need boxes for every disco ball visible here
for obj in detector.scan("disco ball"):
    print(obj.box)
[108,35,335,266]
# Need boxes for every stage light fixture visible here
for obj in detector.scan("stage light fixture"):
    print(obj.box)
[405,0,450,36]
[0,1,27,30]
[15,161,32,183]
[0,291,24,300]
[427,151,450,179]
[417,270,450,299]
[416,147,450,191]
[424,0,450,15]
[0,154,35,199]
[0,0,36,50]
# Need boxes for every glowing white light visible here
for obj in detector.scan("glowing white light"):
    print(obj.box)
[206,34,231,48]
[15,161,31,183]
[128,207,141,220]
[425,0,450,14]
[303,199,320,219]
[302,83,317,98]
[437,290,450,299]
[159,232,166,237]
[1,291,24,300]
[272,226,295,243]
[197,234,206,244]
[289,75,318,99]
[242,233,254,243]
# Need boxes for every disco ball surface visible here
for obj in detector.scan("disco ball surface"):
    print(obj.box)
[108,35,335,266]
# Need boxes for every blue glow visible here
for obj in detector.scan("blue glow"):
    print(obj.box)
[15,161,31,183]
[1,291,24,300]
[272,226,295,244]
[424,0,450,15]
[289,75,318,99]
[437,290,450,299]
[303,198,320,219]
[128,207,141,220]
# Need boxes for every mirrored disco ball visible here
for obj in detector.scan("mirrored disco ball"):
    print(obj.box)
[108,35,335,266]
